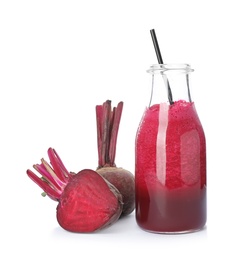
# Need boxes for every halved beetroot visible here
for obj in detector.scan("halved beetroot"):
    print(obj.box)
[57,169,123,232]
[27,148,123,233]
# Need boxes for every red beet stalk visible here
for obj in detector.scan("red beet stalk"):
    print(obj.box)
[27,148,123,232]
[96,100,123,168]
[27,148,72,201]
[95,100,135,216]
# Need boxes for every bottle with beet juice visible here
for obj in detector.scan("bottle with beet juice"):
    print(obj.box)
[135,64,206,233]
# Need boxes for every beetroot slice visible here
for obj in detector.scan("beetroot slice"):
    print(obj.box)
[57,169,123,233]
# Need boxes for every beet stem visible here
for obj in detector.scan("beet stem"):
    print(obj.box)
[26,169,61,200]
[96,100,123,168]
[102,101,111,166]
[48,148,70,181]
[33,162,63,192]
[109,102,123,166]
[26,148,71,201]
[96,105,103,166]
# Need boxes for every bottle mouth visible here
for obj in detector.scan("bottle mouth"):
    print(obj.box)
[147,63,194,74]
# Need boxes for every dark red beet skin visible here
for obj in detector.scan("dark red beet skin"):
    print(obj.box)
[97,167,135,216]
[27,148,123,233]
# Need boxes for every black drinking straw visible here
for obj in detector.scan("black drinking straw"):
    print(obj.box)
[150,29,174,105]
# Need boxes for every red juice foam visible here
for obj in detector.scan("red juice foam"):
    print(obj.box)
[135,100,206,233]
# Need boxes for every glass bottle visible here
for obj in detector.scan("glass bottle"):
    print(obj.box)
[135,64,206,233]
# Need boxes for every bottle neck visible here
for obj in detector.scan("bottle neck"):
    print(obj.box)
[147,64,194,107]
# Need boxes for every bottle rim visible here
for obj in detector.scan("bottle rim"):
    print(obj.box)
[147,63,194,74]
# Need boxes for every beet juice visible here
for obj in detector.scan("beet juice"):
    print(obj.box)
[135,64,206,233]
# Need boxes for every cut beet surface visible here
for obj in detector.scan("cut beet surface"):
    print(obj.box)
[57,169,123,232]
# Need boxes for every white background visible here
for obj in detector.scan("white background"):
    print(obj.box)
[1,0,239,259]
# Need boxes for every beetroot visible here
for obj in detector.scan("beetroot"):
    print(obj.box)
[95,100,135,216]
[27,148,123,232]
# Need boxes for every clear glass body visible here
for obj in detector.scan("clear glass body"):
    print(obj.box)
[135,64,207,233]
